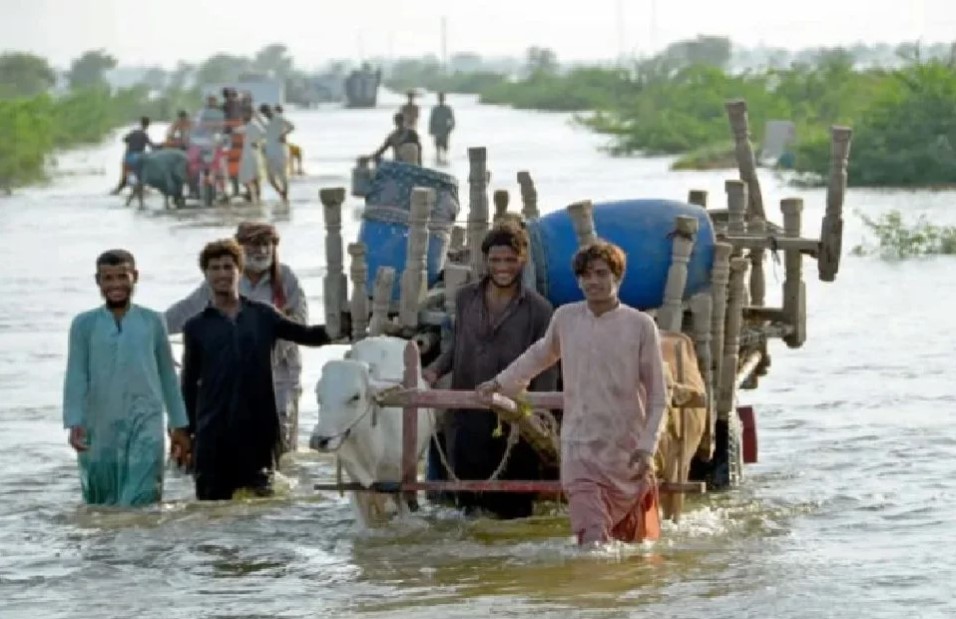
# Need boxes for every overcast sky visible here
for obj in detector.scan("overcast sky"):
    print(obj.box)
[2,0,953,68]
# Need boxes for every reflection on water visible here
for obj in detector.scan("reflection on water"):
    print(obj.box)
[1,92,956,618]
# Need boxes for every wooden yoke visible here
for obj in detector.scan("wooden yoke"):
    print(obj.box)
[347,243,369,341]
[467,147,490,277]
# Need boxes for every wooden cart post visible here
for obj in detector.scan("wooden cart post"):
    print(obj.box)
[401,340,422,507]
[718,257,749,420]
[659,215,699,332]
[781,198,807,348]
[347,242,369,341]
[399,187,433,329]
[819,126,853,282]
[493,189,510,223]
[320,187,348,340]
[690,293,714,460]
[368,266,396,336]
[567,200,598,247]
[709,242,733,397]
[688,190,708,208]
[726,99,766,220]
[467,147,490,277]
[517,170,540,220]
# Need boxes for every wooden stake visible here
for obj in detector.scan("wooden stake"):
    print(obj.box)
[688,190,708,207]
[320,187,348,340]
[709,242,733,403]
[347,242,369,341]
[493,189,509,223]
[819,126,853,282]
[467,147,490,277]
[725,179,747,238]
[516,170,540,220]
[368,266,396,336]
[567,200,598,247]
[725,99,766,220]
[399,187,433,329]
[659,215,698,332]
[690,293,714,460]
[782,198,806,348]
[717,257,749,420]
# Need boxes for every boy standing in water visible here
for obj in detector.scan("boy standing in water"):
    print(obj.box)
[478,241,667,545]
[63,250,192,507]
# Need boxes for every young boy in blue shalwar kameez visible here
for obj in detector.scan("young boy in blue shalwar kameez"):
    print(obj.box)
[62,249,192,507]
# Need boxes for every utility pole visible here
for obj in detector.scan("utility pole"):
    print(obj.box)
[616,0,625,66]
[441,16,448,74]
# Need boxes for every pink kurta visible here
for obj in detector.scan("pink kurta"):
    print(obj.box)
[494,301,667,543]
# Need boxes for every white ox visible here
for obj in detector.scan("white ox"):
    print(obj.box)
[310,336,435,527]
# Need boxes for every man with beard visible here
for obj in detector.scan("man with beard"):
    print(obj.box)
[179,239,330,501]
[423,222,557,518]
[478,241,667,545]
[165,222,308,459]
[63,250,192,506]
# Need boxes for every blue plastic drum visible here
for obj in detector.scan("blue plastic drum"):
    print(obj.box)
[526,199,716,310]
[358,161,460,299]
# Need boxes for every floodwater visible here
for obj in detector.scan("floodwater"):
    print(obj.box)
[1,91,955,619]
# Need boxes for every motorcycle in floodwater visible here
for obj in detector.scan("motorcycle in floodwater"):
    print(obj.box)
[186,133,230,207]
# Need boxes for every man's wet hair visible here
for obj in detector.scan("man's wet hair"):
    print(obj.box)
[571,240,627,280]
[393,112,404,125]
[481,220,529,258]
[96,249,136,270]
[140,116,150,127]
[199,239,245,271]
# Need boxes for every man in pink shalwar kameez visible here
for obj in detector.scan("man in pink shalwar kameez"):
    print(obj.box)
[478,241,668,545]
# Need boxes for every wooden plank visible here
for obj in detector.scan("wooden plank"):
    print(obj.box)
[378,389,565,411]
[313,480,707,495]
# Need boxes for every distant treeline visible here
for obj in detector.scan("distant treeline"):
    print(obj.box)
[385,38,956,187]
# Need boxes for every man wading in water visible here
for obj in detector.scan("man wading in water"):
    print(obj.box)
[165,222,309,460]
[424,222,557,518]
[478,240,667,544]
[369,112,422,165]
[180,239,330,500]
[63,250,191,506]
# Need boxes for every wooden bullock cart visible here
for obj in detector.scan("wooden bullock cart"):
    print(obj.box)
[312,99,853,521]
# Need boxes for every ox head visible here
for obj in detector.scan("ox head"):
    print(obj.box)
[311,358,375,452]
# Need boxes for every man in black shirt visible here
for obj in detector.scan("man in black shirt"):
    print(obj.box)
[180,238,332,500]
[369,112,422,165]
[111,117,156,195]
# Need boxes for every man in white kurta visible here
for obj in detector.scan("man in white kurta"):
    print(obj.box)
[480,241,667,545]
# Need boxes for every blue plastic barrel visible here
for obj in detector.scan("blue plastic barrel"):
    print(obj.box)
[526,199,716,310]
[358,161,460,299]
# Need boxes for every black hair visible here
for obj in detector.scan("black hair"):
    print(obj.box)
[393,112,404,124]
[140,116,150,127]
[96,249,136,269]
[481,221,529,258]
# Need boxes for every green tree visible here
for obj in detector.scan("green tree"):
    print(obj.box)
[0,52,56,98]
[139,67,167,90]
[525,47,558,77]
[195,54,251,85]
[253,44,293,79]
[67,49,117,90]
